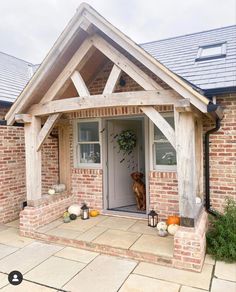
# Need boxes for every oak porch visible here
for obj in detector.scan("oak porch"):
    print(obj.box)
[15,34,204,227]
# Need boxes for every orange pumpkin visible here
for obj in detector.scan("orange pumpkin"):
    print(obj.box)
[89,210,99,217]
[167,216,180,226]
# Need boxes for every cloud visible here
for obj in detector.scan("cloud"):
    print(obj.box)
[0,0,235,63]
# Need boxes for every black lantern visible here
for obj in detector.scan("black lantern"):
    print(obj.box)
[148,210,158,227]
[81,203,89,220]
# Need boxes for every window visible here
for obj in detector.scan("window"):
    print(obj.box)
[76,120,101,167]
[152,114,176,171]
[196,43,226,61]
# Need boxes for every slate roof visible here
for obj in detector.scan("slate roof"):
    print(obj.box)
[141,25,236,92]
[0,25,236,103]
[0,52,36,103]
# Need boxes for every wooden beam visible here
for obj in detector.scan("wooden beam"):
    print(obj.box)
[37,113,61,151]
[195,117,204,199]
[29,90,179,116]
[174,109,196,224]
[175,99,192,112]
[103,64,121,94]
[40,37,94,104]
[24,116,42,200]
[58,124,71,191]
[15,114,32,123]
[141,106,176,149]
[71,70,90,96]
[91,34,163,91]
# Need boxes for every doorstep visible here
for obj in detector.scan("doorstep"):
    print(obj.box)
[32,215,174,267]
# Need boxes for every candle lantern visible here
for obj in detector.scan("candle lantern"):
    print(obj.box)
[148,210,158,227]
[81,203,89,220]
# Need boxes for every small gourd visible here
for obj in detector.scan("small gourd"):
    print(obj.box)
[48,188,55,195]
[167,216,180,226]
[89,210,99,217]
[156,221,167,231]
[68,204,81,216]
[158,229,168,237]
[167,224,179,235]
[69,214,77,220]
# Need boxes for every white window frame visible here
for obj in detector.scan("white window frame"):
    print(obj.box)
[73,118,102,169]
[149,113,177,172]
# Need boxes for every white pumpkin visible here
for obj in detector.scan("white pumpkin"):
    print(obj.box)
[156,221,167,231]
[167,224,179,235]
[68,204,81,216]
[48,188,55,195]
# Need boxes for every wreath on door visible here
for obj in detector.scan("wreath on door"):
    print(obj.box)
[117,129,137,155]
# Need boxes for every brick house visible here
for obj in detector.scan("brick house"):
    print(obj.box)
[1,4,235,271]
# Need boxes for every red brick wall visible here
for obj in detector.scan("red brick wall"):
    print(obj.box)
[72,168,103,210]
[42,132,59,194]
[149,171,179,221]
[203,93,236,212]
[0,125,26,223]
[0,124,59,223]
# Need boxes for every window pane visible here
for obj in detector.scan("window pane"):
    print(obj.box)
[154,116,175,141]
[78,122,99,142]
[201,45,222,57]
[155,142,176,165]
[79,144,101,163]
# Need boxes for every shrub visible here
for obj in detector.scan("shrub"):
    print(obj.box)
[206,197,236,262]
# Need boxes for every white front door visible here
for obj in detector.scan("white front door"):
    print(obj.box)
[107,119,145,209]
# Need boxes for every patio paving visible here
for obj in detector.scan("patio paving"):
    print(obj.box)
[0,219,235,291]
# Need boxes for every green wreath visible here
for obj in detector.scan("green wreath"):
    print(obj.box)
[117,130,137,154]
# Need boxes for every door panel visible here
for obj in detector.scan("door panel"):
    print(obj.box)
[107,120,144,209]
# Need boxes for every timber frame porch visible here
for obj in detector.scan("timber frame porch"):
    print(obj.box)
[5,3,222,272]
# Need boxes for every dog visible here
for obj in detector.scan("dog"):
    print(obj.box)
[131,172,146,211]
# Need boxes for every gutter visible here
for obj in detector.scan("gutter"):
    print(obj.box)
[205,102,223,216]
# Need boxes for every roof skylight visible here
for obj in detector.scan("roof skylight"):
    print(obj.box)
[196,43,226,61]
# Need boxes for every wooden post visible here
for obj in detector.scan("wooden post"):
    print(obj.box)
[174,110,197,227]
[24,116,42,200]
[58,124,71,191]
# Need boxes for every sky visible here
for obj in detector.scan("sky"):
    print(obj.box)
[0,0,235,64]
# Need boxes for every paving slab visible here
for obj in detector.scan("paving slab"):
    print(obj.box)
[46,227,82,239]
[0,241,63,274]
[180,286,208,292]
[63,254,137,292]
[215,261,236,282]
[76,226,108,242]
[211,278,236,292]
[0,244,18,260]
[0,225,9,232]
[61,215,107,232]
[37,219,63,233]
[2,281,56,291]
[130,234,173,257]
[204,254,215,265]
[55,246,99,264]
[96,216,136,231]
[128,221,158,235]
[93,229,141,249]
[134,262,213,290]
[119,273,180,292]
[0,228,34,248]
[5,219,19,229]
[24,256,85,289]
[0,272,8,288]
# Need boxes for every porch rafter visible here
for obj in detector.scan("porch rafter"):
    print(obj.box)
[103,64,121,94]
[28,90,179,116]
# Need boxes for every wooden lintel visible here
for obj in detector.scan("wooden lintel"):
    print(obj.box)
[141,106,176,149]
[37,113,61,151]
[71,70,90,96]
[29,90,178,116]
[15,114,32,124]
